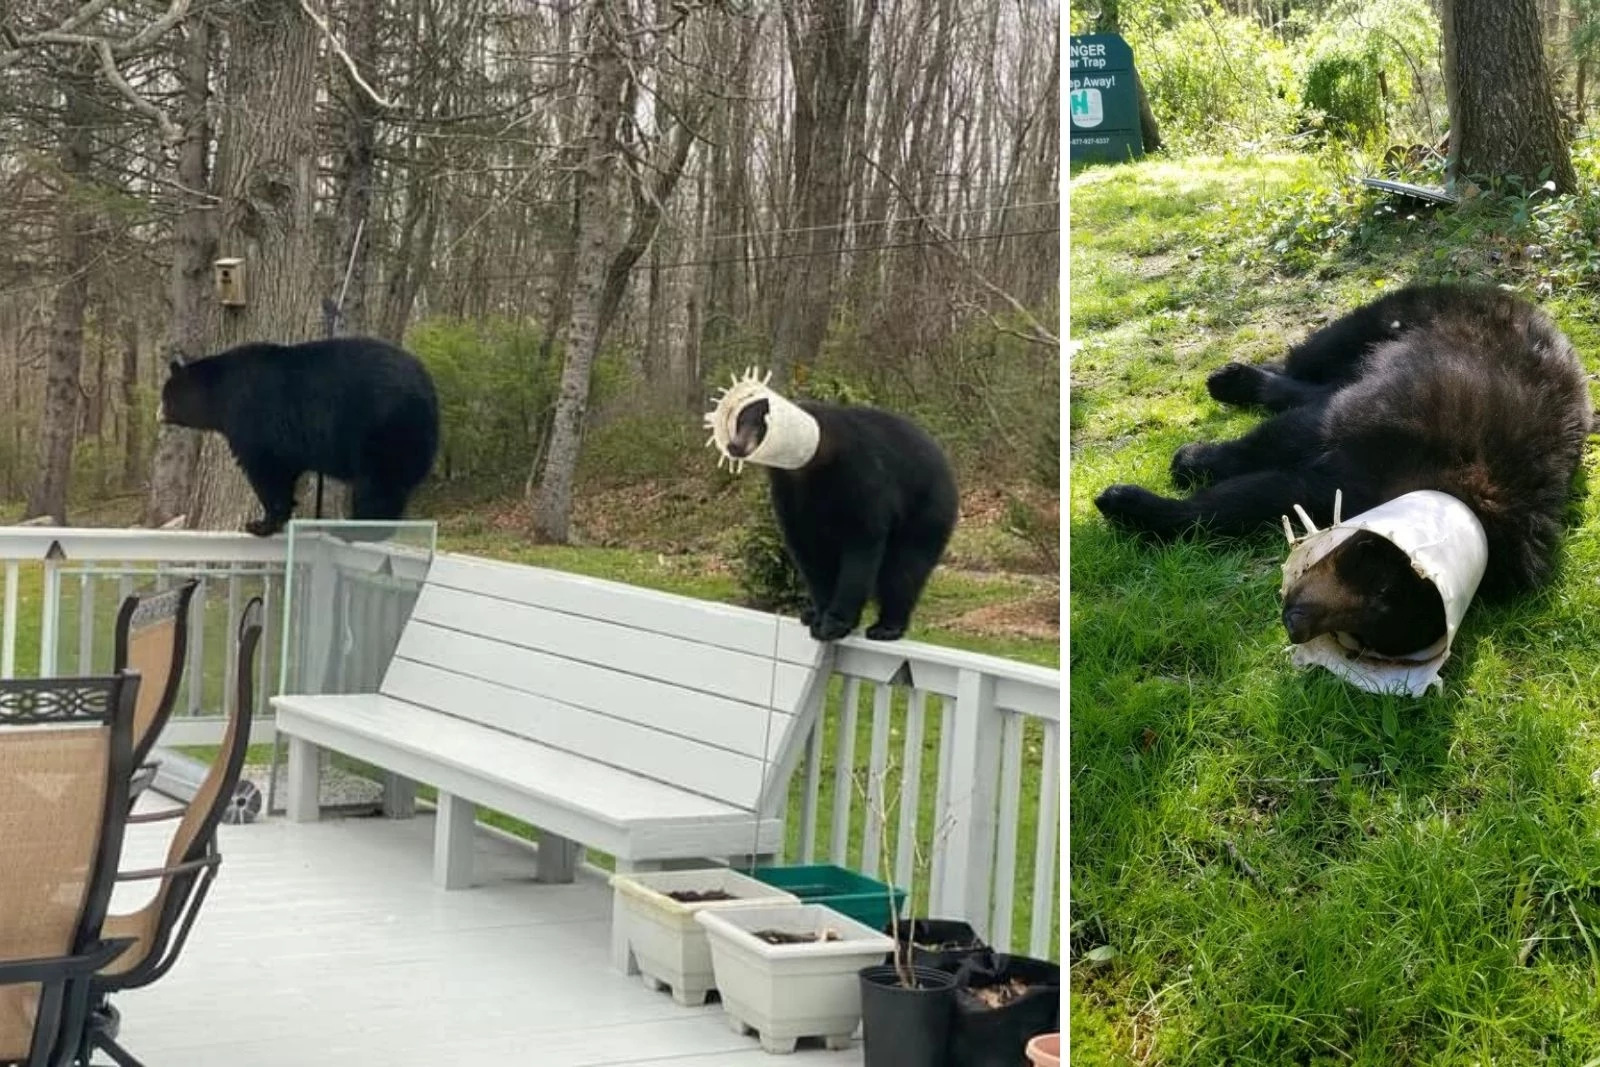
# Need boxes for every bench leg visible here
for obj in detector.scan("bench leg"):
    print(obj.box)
[382,772,417,819]
[727,852,779,874]
[535,834,581,884]
[285,737,321,823]
[610,858,664,975]
[433,792,476,890]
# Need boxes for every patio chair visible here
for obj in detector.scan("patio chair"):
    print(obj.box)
[112,580,198,802]
[78,599,262,1067]
[0,673,141,1067]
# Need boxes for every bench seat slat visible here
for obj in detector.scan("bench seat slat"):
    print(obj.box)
[426,554,820,664]
[411,583,816,712]
[378,658,776,806]
[390,620,795,762]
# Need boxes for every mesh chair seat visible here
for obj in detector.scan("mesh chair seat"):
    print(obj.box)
[0,673,140,1067]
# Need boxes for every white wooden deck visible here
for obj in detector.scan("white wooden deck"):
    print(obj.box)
[109,805,865,1066]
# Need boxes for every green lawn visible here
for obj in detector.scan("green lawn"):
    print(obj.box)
[1072,153,1600,1064]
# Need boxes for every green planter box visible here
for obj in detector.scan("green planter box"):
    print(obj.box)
[751,864,907,932]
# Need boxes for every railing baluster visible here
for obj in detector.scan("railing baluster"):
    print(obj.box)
[860,682,892,878]
[224,573,242,717]
[76,572,93,674]
[893,688,927,896]
[2,561,18,679]
[829,676,861,866]
[991,709,1025,951]
[39,558,60,678]
[185,574,207,715]
[933,669,1001,942]
[800,712,824,863]
[1030,720,1060,960]
[259,567,277,732]
[929,693,954,915]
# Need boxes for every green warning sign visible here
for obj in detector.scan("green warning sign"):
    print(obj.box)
[1069,33,1143,164]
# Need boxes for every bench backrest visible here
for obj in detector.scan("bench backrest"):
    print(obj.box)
[379,553,833,815]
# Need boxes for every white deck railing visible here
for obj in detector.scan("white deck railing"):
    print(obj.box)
[0,527,1061,959]
[789,638,1061,958]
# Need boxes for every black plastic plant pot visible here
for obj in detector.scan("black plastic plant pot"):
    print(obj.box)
[948,954,1062,1067]
[859,964,957,1067]
[883,918,989,974]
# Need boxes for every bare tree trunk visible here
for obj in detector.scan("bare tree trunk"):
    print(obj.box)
[1577,55,1590,122]
[1444,0,1577,192]
[536,1,583,372]
[332,0,381,334]
[146,19,214,526]
[595,112,700,343]
[529,2,628,543]
[121,318,142,490]
[644,241,668,385]
[767,0,878,381]
[379,177,436,342]
[26,68,95,524]
[188,0,321,531]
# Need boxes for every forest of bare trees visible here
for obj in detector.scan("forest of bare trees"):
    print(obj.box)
[0,0,1061,539]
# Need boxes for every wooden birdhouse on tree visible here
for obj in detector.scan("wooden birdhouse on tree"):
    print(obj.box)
[213,257,247,307]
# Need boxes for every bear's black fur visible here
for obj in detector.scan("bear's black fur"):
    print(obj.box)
[1094,283,1594,601]
[161,337,440,536]
[729,399,958,642]
[1280,530,1447,656]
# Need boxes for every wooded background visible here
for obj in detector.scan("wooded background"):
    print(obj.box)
[1079,0,1597,184]
[0,0,1061,540]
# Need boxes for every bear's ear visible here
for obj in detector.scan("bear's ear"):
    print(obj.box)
[168,358,184,375]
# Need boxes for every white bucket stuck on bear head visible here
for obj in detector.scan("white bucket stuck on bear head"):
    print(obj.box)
[703,367,821,472]
[1280,489,1488,697]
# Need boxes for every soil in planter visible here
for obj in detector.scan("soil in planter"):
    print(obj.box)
[666,889,739,903]
[752,929,843,945]
[960,978,1034,1009]
[948,955,1061,1067]
[916,935,983,952]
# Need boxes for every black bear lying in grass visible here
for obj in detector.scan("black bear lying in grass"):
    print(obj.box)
[1095,283,1593,651]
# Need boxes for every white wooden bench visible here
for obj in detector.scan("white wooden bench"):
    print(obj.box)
[271,553,832,909]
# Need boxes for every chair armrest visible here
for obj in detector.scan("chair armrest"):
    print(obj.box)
[0,938,135,985]
[116,853,220,883]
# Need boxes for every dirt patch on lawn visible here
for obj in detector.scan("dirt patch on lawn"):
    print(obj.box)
[945,590,1059,641]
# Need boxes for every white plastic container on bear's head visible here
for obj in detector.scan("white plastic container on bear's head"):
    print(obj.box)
[1280,489,1488,697]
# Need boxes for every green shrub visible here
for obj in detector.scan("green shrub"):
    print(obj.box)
[734,498,808,613]
[1130,13,1301,153]
[1303,54,1385,142]
[1296,0,1441,147]
[407,318,550,490]
[578,413,704,486]
[407,318,631,493]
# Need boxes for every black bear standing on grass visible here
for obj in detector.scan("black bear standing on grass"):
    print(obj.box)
[706,372,959,642]
[160,337,440,536]
[1095,283,1593,612]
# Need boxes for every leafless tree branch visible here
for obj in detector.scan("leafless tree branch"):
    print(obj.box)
[295,0,396,111]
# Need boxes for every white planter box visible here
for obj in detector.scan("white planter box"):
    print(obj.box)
[695,903,895,1054]
[609,868,797,1006]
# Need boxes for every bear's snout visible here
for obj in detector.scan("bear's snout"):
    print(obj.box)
[1282,602,1317,644]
